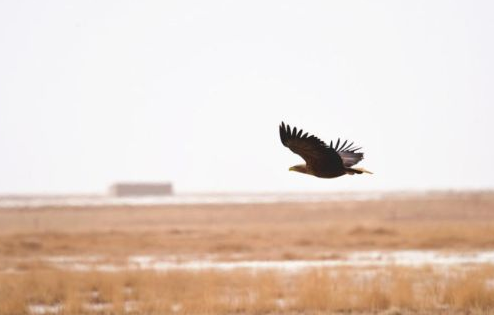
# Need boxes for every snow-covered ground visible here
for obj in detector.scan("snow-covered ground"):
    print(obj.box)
[41,250,494,272]
[11,250,494,315]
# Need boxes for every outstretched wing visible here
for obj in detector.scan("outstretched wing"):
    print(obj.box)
[279,122,343,172]
[330,138,364,167]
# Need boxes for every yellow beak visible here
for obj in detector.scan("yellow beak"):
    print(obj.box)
[289,166,295,171]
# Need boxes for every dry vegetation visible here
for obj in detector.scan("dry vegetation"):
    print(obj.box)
[0,192,493,261]
[1,191,494,314]
[2,265,494,315]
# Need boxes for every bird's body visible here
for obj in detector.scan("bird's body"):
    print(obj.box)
[279,122,372,178]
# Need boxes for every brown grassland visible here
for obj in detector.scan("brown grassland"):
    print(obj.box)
[1,191,494,314]
[2,266,494,315]
[1,191,494,261]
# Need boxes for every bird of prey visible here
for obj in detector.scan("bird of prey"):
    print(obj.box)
[279,122,372,178]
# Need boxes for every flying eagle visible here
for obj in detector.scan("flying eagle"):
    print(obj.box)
[279,122,372,178]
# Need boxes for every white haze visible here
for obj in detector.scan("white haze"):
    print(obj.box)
[0,0,493,194]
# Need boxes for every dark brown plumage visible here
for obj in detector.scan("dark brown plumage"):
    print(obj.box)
[279,122,372,178]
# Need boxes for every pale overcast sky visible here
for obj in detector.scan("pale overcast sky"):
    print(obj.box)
[0,1,493,194]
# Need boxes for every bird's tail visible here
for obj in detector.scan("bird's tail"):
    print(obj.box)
[346,167,373,175]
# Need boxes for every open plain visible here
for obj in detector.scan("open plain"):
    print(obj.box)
[1,191,494,314]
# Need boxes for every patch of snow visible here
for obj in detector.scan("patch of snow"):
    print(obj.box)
[126,251,494,271]
[28,304,63,315]
[275,298,287,309]
[124,301,138,313]
[171,303,182,312]
[38,250,494,273]
[83,303,112,312]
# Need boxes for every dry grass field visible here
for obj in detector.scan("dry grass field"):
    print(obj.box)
[2,266,494,315]
[1,191,494,314]
[1,191,494,261]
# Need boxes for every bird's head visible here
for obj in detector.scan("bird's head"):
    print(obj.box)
[289,164,308,174]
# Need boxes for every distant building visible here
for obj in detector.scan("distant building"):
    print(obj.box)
[109,182,173,197]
